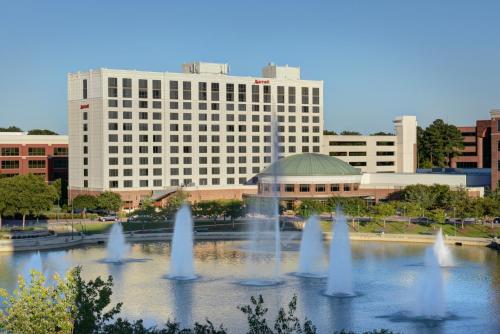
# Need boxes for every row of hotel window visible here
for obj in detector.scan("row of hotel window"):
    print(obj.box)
[329,141,395,146]
[330,151,395,157]
[261,184,360,193]
[104,110,321,123]
[84,78,321,105]
[0,147,68,156]
[105,100,322,113]
[103,177,248,189]
[102,166,261,178]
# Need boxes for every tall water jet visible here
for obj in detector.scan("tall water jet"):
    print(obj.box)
[433,228,453,267]
[297,215,324,276]
[414,247,446,319]
[168,204,196,280]
[271,111,281,278]
[326,208,354,296]
[105,223,130,263]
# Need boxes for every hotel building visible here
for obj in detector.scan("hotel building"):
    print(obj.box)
[322,116,417,174]
[68,62,323,208]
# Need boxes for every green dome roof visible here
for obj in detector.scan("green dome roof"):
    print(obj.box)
[260,153,362,177]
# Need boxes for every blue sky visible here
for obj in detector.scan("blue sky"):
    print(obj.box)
[0,0,499,134]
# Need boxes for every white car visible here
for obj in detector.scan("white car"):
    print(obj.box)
[99,216,118,222]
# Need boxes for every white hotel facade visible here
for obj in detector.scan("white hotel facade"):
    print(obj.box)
[68,63,324,207]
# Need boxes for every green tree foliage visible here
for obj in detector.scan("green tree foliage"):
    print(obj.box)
[27,129,58,135]
[417,119,464,167]
[71,267,122,334]
[222,200,245,221]
[1,174,58,228]
[294,200,325,218]
[371,202,396,227]
[160,191,189,219]
[0,126,22,132]
[97,191,123,212]
[340,130,362,135]
[326,197,368,217]
[323,130,337,135]
[0,271,75,334]
[370,132,393,136]
[72,195,99,211]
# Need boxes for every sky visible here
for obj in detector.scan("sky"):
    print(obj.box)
[0,0,499,135]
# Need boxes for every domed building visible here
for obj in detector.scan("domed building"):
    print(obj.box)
[256,153,475,210]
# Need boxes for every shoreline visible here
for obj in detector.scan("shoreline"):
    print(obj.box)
[0,231,494,252]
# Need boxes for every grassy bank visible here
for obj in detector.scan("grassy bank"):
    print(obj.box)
[321,219,497,238]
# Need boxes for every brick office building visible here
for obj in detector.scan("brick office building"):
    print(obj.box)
[451,120,491,169]
[0,132,68,182]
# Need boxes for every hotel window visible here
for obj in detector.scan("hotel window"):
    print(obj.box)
[123,146,132,154]
[288,87,296,104]
[139,123,148,131]
[108,78,118,97]
[169,81,178,99]
[122,123,132,131]
[139,101,148,108]
[139,79,148,98]
[226,83,234,101]
[315,184,325,192]
[302,146,309,153]
[227,103,234,111]
[123,100,132,108]
[211,83,219,101]
[83,112,88,120]
[109,169,118,177]
[153,157,162,164]
[377,151,395,156]
[330,141,366,146]
[349,162,367,167]
[123,111,132,119]
[139,168,148,176]
[277,86,285,103]
[1,160,19,169]
[353,184,359,191]
[108,146,118,154]
[83,157,88,165]
[331,184,340,192]
[299,184,310,192]
[124,157,133,165]
[153,180,162,187]
[312,88,320,104]
[344,184,351,191]
[181,81,192,100]
[83,169,88,177]
[1,148,19,156]
[252,85,259,102]
[349,151,366,156]
[263,85,271,103]
[109,157,118,165]
[108,111,118,119]
[238,104,246,111]
[301,87,309,104]
[152,80,161,99]
[109,181,119,188]
[83,79,88,99]
[285,184,295,192]
[123,180,133,188]
[28,147,45,156]
[122,78,132,98]
[199,82,207,100]
[238,84,246,102]
[227,178,234,185]
[108,100,118,107]
[377,161,395,166]
[376,141,395,146]
[124,169,133,176]
[313,106,320,113]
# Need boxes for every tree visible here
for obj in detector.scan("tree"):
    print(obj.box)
[372,202,396,228]
[222,200,245,221]
[72,195,98,212]
[8,174,58,228]
[402,184,435,212]
[0,126,22,132]
[370,132,393,136]
[417,119,464,167]
[323,130,337,135]
[340,130,362,135]
[97,191,122,212]
[160,191,189,219]
[27,129,58,135]
[294,200,324,218]
[0,271,75,334]
[71,267,122,334]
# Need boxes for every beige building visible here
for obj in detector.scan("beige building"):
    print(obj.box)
[68,62,323,208]
[322,116,417,173]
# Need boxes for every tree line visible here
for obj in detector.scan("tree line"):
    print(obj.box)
[0,267,395,334]
[0,125,58,135]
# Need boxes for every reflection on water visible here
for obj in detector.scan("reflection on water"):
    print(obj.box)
[0,240,498,333]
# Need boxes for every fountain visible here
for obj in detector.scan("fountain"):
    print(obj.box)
[168,204,196,280]
[326,208,354,296]
[105,223,130,263]
[297,215,325,277]
[433,228,453,267]
[414,247,446,319]
[22,251,43,284]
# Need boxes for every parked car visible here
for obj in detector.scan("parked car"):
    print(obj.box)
[493,217,500,224]
[410,217,434,225]
[98,215,118,222]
